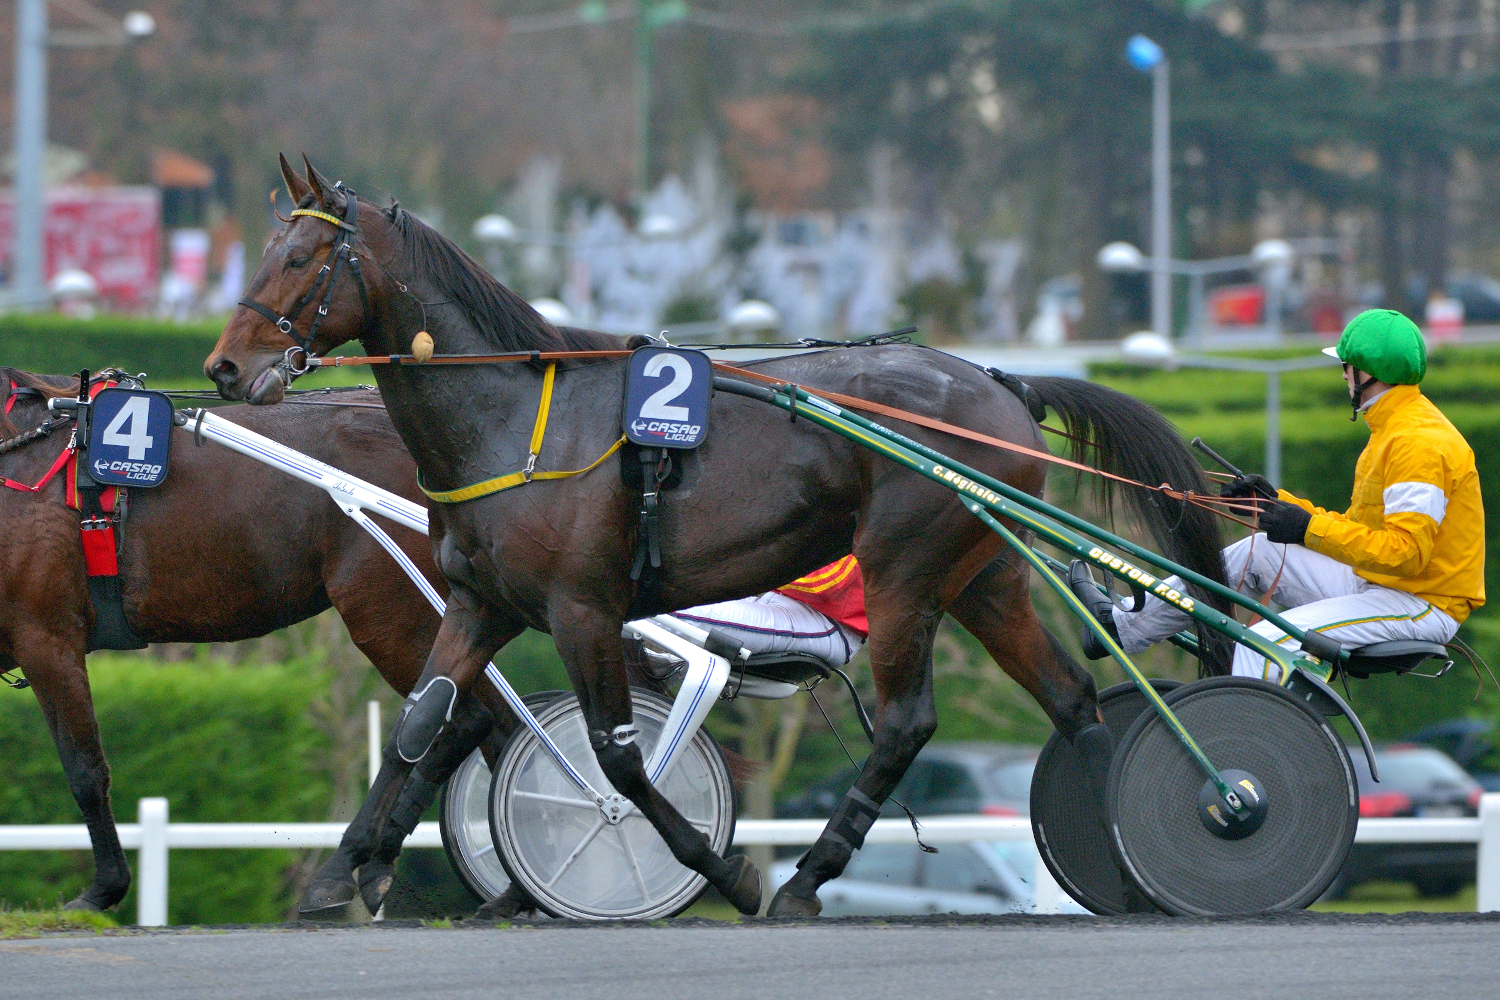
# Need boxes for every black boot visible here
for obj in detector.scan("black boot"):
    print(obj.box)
[1068,560,1121,661]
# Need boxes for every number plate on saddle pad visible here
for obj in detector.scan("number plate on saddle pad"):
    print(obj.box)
[622,346,712,450]
[86,388,173,488]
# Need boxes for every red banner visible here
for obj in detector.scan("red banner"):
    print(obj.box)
[0,186,161,308]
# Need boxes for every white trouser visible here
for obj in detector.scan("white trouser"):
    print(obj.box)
[673,591,865,667]
[1111,533,1459,681]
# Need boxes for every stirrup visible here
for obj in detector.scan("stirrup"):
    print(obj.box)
[1067,560,1121,661]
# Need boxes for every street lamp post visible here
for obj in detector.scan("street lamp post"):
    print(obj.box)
[1127,35,1170,340]
[12,0,49,309]
[1098,239,1300,344]
[9,3,154,310]
[1121,336,1337,487]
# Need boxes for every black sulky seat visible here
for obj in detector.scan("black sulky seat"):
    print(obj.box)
[740,650,835,685]
[1342,640,1452,680]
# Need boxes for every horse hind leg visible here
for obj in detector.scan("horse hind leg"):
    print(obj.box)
[946,552,1153,909]
[767,581,943,918]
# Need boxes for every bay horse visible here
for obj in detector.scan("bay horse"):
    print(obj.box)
[205,156,1231,917]
[0,369,465,914]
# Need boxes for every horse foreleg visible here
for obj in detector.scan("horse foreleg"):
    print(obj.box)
[766,582,942,918]
[554,603,762,916]
[300,589,519,916]
[19,628,131,911]
[351,693,495,914]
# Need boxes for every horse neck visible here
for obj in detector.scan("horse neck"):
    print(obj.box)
[358,293,546,492]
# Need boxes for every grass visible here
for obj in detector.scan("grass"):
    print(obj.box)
[0,907,117,939]
[677,896,744,922]
[1311,881,1477,914]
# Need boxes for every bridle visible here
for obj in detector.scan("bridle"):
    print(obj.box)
[236,183,372,388]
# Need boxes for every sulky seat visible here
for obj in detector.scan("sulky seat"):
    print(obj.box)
[727,650,836,700]
[1343,640,1452,679]
[740,650,834,685]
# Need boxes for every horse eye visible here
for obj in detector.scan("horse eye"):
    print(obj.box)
[288,256,311,269]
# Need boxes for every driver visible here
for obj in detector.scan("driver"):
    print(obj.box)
[1070,309,1484,680]
[672,555,867,667]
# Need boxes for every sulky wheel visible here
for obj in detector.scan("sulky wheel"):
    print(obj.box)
[439,691,565,903]
[1030,679,1181,915]
[489,687,737,920]
[1107,676,1358,916]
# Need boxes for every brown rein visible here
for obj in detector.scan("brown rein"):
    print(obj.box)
[314,349,1264,528]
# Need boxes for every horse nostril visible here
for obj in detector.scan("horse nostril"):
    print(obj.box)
[210,359,238,385]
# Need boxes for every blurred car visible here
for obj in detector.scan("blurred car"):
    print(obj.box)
[1406,719,1500,790]
[1328,744,1483,899]
[1405,272,1500,323]
[777,743,1038,821]
[768,840,1088,916]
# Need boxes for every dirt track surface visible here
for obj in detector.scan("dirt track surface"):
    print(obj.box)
[3,912,1496,999]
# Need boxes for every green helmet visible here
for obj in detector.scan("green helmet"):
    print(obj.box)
[1320,309,1426,385]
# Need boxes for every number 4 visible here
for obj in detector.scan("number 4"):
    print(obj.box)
[102,396,154,460]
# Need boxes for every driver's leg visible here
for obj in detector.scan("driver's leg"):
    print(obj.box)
[673,592,862,666]
[1112,533,1365,653]
[1231,589,1459,681]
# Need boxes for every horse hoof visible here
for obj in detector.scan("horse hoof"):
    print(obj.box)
[61,895,104,912]
[766,883,822,918]
[474,884,539,920]
[358,862,396,914]
[299,876,358,915]
[719,854,762,916]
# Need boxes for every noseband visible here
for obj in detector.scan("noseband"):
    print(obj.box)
[237,184,372,386]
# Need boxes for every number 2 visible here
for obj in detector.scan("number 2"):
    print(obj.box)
[102,396,154,460]
[640,354,693,421]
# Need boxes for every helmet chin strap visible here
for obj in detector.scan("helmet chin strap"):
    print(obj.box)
[1349,370,1377,420]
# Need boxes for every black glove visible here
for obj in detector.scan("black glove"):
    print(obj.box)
[1259,500,1313,545]
[1221,473,1277,501]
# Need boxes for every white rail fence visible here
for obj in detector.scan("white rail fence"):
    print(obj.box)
[4,795,1500,926]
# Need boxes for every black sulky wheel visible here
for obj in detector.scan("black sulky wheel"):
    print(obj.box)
[1030,679,1181,915]
[1106,676,1358,916]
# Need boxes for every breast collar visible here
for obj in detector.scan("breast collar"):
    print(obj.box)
[237,185,372,382]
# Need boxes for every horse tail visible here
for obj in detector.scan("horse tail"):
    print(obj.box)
[1026,376,1233,675]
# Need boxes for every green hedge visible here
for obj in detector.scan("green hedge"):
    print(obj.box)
[0,314,224,385]
[0,655,332,924]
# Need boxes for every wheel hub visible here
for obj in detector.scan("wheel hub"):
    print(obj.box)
[600,794,631,825]
[1197,768,1268,840]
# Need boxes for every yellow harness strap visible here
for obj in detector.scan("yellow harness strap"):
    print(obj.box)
[419,362,625,504]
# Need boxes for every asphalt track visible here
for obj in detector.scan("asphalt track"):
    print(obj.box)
[4,912,1498,999]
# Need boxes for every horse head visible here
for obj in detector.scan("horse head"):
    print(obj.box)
[207,154,396,404]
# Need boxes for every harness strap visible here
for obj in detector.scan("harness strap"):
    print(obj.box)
[3,442,72,493]
[3,378,14,415]
[418,362,626,503]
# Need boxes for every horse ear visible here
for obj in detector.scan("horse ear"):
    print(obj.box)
[280,153,312,203]
[302,154,337,209]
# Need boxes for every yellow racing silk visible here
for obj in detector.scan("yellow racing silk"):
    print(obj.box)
[1278,383,1485,622]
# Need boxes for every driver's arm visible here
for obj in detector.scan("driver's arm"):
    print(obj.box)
[1299,442,1448,578]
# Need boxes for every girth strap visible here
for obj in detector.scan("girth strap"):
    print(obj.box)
[419,362,625,504]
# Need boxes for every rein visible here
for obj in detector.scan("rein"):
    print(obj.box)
[308,348,1255,523]
[238,207,1249,523]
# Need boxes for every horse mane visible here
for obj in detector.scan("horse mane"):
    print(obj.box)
[0,367,78,436]
[386,205,632,354]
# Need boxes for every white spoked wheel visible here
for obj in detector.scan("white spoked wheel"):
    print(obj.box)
[489,687,737,920]
[440,691,565,903]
